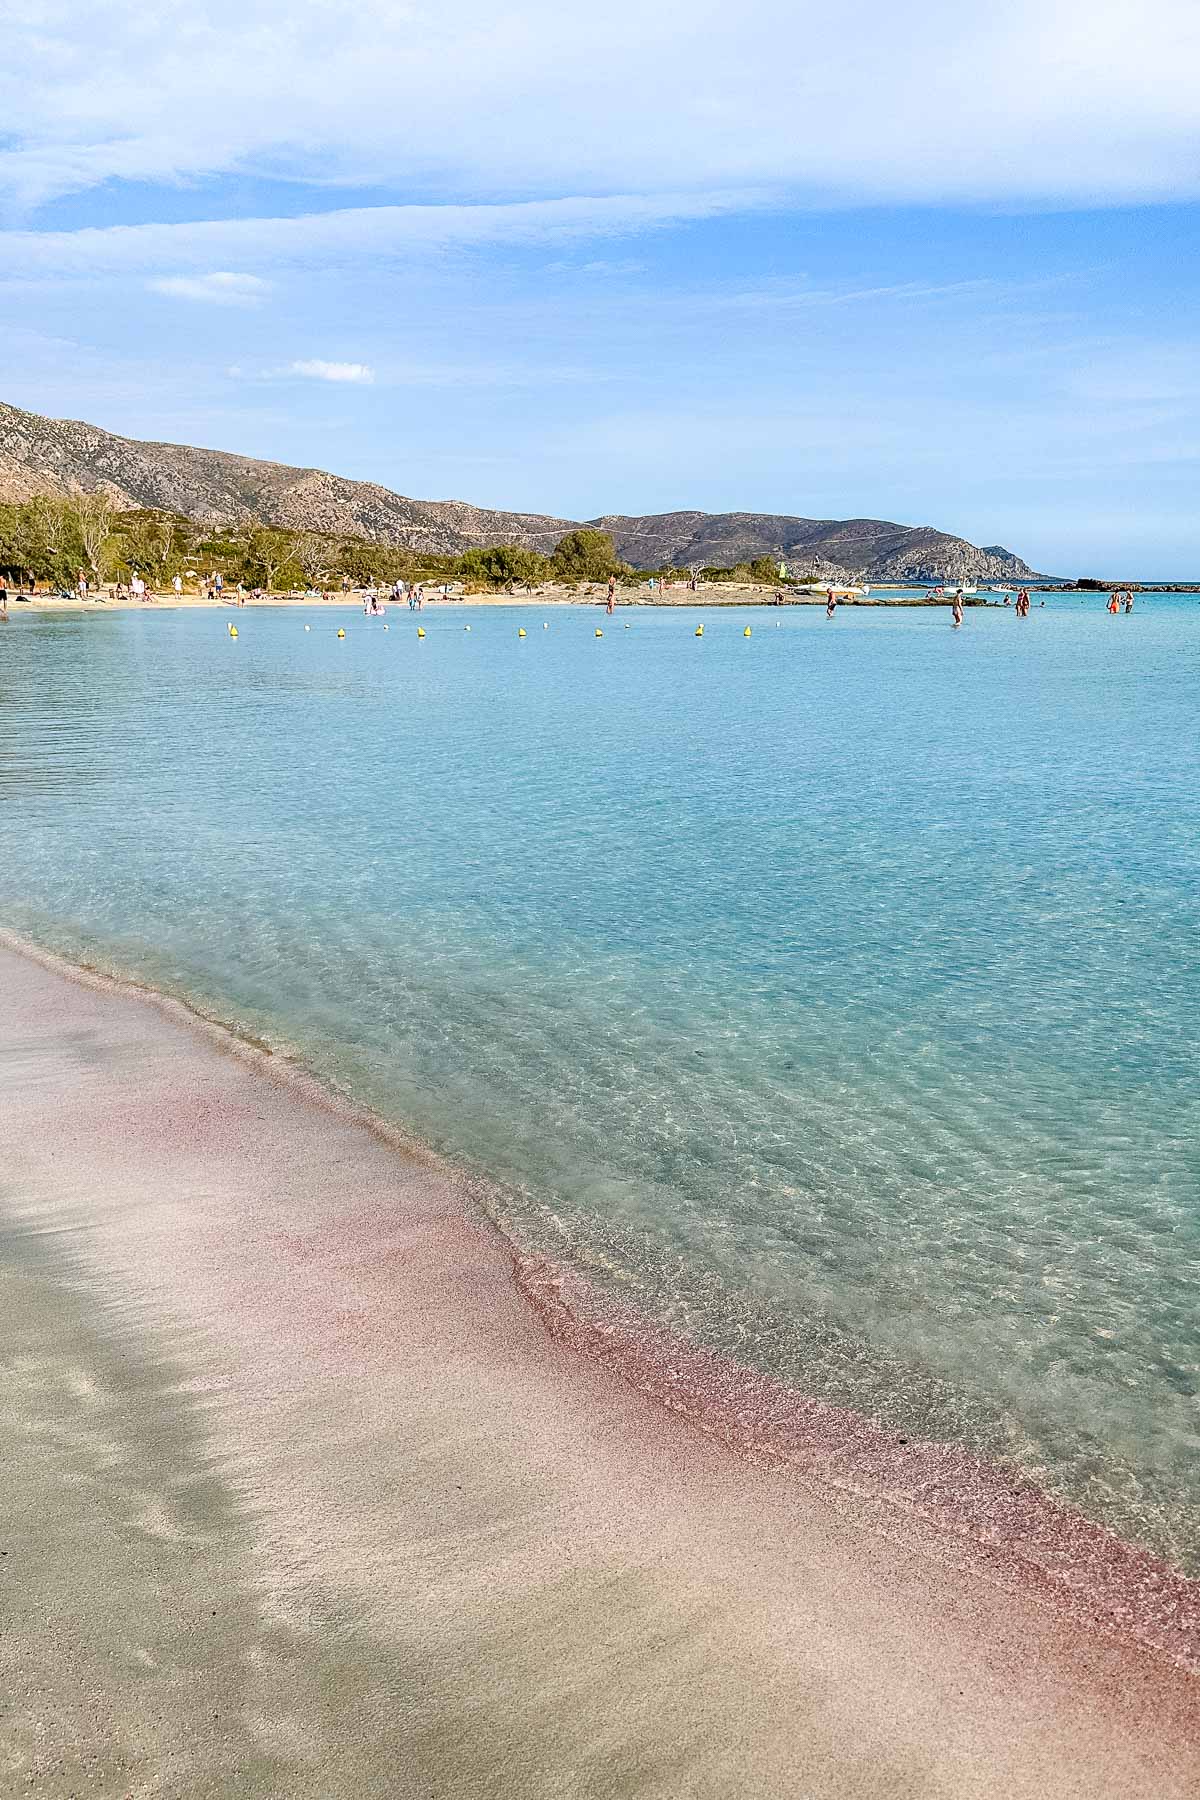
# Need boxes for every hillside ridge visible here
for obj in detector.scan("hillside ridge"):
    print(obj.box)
[0,400,1040,581]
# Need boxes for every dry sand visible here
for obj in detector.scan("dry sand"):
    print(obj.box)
[5,581,876,613]
[1,937,1197,1798]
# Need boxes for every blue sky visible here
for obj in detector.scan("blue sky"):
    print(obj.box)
[2,1,1198,575]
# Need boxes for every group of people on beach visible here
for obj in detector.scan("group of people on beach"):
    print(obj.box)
[358,580,426,615]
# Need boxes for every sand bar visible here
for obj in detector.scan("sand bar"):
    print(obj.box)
[1,937,1197,1797]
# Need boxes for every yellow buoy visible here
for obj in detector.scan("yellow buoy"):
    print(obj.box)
[518,627,527,637]
[417,627,426,639]
[694,625,704,637]
[744,626,752,636]
[337,628,345,639]
[228,625,238,638]
[595,628,603,638]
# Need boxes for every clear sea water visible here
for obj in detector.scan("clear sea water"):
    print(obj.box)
[2,595,1198,1568]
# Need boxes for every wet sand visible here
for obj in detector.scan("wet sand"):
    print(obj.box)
[1,937,1197,1798]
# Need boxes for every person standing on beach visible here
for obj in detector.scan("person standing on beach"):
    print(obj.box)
[1,583,8,622]
[173,573,183,598]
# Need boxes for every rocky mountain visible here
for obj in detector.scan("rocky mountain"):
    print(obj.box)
[589,512,1038,583]
[0,400,1041,581]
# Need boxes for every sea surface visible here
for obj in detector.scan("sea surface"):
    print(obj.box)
[2,594,1198,1568]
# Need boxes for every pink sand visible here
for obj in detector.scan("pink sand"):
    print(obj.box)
[1,938,1197,1797]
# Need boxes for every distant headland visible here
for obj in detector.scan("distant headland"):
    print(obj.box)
[0,398,1043,587]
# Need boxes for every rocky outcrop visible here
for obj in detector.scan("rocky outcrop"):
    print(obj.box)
[591,512,1039,582]
[0,400,1043,579]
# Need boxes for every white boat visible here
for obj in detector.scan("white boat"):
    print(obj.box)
[930,583,977,597]
[795,581,871,597]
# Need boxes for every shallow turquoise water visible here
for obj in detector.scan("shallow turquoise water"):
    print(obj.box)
[2,596,1198,1565]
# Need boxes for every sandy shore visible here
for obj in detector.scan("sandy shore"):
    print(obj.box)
[4,582,926,612]
[1,937,1197,1798]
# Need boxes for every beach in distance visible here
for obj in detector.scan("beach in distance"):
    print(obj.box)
[8,580,971,610]
[3,581,1129,612]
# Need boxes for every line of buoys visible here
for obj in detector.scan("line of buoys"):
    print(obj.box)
[337,628,345,639]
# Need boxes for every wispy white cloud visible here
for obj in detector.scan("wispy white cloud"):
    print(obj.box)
[717,278,1004,313]
[0,192,757,281]
[224,354,605,390]
[228,358,376,385]
[0,1,1197,211]
[148,271,271,305]
[546,258,648,276]
[289,359,374,384]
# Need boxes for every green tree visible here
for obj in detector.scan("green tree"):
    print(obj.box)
[114,509,184,586]
[747,555,781,583]
[241,526,298,591]
[68,491,117,582]
[550,529,624,583]
[459,544,549,590]
[0,503,34,580]
[23,496,82,586]
[334,539,414,586]
[294,531,334,588]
